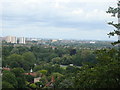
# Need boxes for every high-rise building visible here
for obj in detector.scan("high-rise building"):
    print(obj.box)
[5,36,17,43]
[18,37,26,44]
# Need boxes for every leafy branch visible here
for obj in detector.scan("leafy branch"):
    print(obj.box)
[106,6,120,45]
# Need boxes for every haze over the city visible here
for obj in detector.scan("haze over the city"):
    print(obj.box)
[1,0,118,41]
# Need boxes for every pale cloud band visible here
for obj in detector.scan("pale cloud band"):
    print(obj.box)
[1,0,118,40]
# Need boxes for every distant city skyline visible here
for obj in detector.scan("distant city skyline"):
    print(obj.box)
[1,0,118,41]
[3,36,26,44]
[2,35,115,41]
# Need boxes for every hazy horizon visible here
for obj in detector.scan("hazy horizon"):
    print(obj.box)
[1,35,116,42]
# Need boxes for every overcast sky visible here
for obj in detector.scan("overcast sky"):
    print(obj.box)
[1,0,118,40]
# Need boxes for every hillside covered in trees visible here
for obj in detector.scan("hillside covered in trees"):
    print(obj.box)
[2,39,120,89]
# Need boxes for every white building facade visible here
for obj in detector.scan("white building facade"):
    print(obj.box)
[18,37,26,44]
[5,36,17,43]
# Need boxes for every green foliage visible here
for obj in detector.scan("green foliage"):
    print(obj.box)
[74,49,120,88]
[52,57,61,64]
[2,70,18,88]
[25,75,34,82]
[34,63,64,75]
[40,76,48,85]
[7,54,24,68]
[66,66,80,73]
[39,70,48,75]
[106,6,120,45]
[106,7,118,17]
[29,83,37,89]
[2,81,14,88]
[10,46,29,55]
[2,46,14,57]
[11,68,25,77]
[22,52,36,68]
[10,47,19,54]
[58,78,74,88]
[52,72,64,79]
[35,81,43,88]
[16,77,26,88]
[11,68,26,88]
